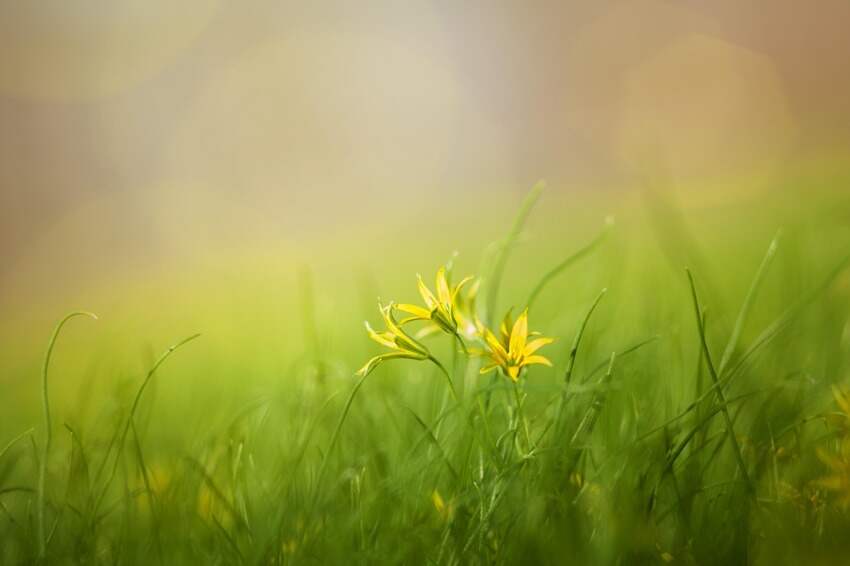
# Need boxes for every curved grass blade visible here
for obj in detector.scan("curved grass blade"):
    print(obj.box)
[403,405,459,481]
[312,371,369,508]
[0,428,34,465]
[93,333,201,516]
[37,311,97,561]
[526,217,612,310]
[564,288,607,385]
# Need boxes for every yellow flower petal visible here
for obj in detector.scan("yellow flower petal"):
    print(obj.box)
[417,274,437,309]
[357,351,423,376]
[381,303,430,357]
[436,267,452,307]
[521,355,552,367]
[483,327,509,365]
[816,447,846,471]
[524,337,554,356]
[396,303,432,320]
[365,321,397,349]
[499,309,514,347]
[814,475,846,490]
[833,385,850,417]
[450,276,474,303]
[509,309,529,360]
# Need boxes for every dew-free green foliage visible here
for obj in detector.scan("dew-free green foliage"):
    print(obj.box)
[2,184,850,565]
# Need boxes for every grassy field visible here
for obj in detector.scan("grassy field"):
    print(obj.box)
[2,178,850,565]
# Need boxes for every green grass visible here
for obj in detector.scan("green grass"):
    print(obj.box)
[2,183,850,564]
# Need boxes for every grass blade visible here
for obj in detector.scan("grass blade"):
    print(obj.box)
[483,180,545,324]
[526,217,612,310]
[37,311,97,561]
[686,269,754,496]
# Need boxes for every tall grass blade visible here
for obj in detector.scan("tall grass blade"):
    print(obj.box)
[527,217,612,310]
[37,311,97,561]
[685,269,754,495]
[483,180,545,324]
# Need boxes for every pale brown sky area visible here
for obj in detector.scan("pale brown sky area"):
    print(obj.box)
[1,0,849,306]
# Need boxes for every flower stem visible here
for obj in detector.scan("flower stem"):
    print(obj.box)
[512,379,531,455]
[428,356,458,404]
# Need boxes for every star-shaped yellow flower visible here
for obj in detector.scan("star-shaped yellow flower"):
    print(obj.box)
[478,308,553,381]
[396,266,473,340]
[358,301,431,376]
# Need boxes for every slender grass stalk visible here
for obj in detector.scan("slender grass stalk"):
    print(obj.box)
[571,352,617,447]
[404,406,459,481]
[428,356,459,404]
[131,421,163,564]
[483,180,545,325]
[526,217,612,310]
[717,232,780,376]
[686,269,754,495]
[564,289,607,386]
[0,428,34,464]
[582,335,658,383]
[37,311,97,561]
[93,333,200,516]
[312,371,369,508]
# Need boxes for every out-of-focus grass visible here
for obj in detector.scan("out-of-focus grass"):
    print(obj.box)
[1,175,850,565]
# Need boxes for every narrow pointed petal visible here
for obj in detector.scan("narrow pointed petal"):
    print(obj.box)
[833,386,850,416]
[479,363,500,375]
[450,276,474,303]
[483,327,509,365]
[417,274,437,309]
[509,309,529,359]
[396,303,432,320]
[365,321,397,349]
[500,308,514,348]
[524,337,554,356]
[521,355,553,367]
[436,267,452,306]
[357,352,422,376]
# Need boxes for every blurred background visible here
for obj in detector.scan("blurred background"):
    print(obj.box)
[1,0,849,379]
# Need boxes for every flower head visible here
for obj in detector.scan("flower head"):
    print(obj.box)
[358,301,431,376]
[396,266,473,339]
[478,308,553,381]
[453,278,481,339]
[814,385,850,508]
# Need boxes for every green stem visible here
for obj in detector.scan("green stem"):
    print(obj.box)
[312,371,369,508]
[38,311,97,561]
[429,356,459,404]
[512,380,531,455]
[484,180,545,325]
[686,269,754,496]
[93,333,200,517]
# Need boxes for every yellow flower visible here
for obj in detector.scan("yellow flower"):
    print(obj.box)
[814,386,850,508]
[358,301,431,376]
[431,489,454,522]
[396,267,473,340]
[478,308,553,381]
[815,447,850,509]
[453,278,481,339]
